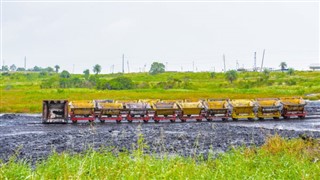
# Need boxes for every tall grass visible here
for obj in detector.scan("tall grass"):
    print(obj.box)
[0,135,319,179]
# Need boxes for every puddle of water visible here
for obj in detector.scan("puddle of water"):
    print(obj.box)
[2,131,46,137]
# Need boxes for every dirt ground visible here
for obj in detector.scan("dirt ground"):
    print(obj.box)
[0,114,320,164]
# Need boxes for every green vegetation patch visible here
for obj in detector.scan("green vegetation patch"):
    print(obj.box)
[0,135,319,179]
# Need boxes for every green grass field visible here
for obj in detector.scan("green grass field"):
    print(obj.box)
[0,135,319,179]
[1,71,320,113]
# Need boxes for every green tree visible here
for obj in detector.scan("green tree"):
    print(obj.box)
[263,68,270,75]
[10,64,16,71]
[287,68,294,75]
[16,67,25,71]
[210,72,216,79]
[225,70,238,83]
[279,62,287,72]
[1,65,9,71]
[32,66,42,72]
[93,64,101,75]
[60,70,71,78]
[54,65,60,73]
[83,69,90,80]
[45,67,54,72]
[149,62,165,75]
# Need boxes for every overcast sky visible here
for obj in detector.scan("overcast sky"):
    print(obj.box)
[1,1,319,73]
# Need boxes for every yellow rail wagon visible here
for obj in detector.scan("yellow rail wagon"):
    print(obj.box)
[203,99,230,121]
[162,100,184,103]
[96,101,123,123]
[255,98,281,120]
[280,97,307,119]
[69,100,95,123]
[125,102,150,122]
[94,99,113,117]
[42,100,69,123]
[152,102,179,123]
[229,99,256,120]
[177,101,204,122]
[138,99,160,117]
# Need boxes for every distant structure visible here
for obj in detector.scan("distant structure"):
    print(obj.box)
[309,63,320,71]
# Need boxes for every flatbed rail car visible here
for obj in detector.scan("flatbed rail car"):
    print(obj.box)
[94,99,113,117]
[229,99,256,120]
[125,102,150,122]
[177,101,204,122]
[255,98,281,120]
[203,98,230,121]
[96,101,123,123]
[42,100,69,123]
[280,97,307,119]
[152,102,179,123]
[305,100,320,116]
[69,100,95,123]
[114,100,138,116]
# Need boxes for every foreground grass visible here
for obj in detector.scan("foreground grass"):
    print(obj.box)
[0,135,319,179]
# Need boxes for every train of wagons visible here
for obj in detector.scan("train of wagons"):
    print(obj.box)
[42,97,312,123]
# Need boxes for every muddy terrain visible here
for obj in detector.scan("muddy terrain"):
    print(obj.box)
[0,114,319,164]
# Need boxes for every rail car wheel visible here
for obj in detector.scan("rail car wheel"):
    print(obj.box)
[89,120,94,123]
[298,116,305,119]
[100,120,105,123]
[232,118,238,121]
[196,119,202,122]
[273,117,280,120]
[283,116,289,119]
[222,118,228,121]
[143,120,148,123]
[154,120,160,123]
[258,117,264,120]
[116,120,121,123]
[170,120,175,123]
[181,119,186,123]
[72,120,77,123]
[206,118,213,122]
[187,115,191,117]
[164,115,168,117]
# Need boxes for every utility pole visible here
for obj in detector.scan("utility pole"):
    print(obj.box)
[144,64,146,72]
[254,52,257,71]
[236,60,239,70]
[127,60,130,73]
[122,54,124,73]
[223,54,226,72]
[260,49,265,72]
[24,56,26,70]
[192,61,195,72]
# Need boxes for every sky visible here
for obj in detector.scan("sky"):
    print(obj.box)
[1,0,319,73]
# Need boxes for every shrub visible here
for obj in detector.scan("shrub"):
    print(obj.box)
[60,70,71,78]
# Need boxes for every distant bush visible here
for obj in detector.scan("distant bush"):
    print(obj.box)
[96,77,134,90]
[107,77,134,90]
